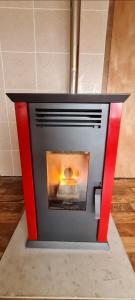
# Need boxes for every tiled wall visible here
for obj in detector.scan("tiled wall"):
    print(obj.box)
[78,0,109,93]
[0,0,109,176]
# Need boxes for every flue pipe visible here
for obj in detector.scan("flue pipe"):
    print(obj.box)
[69,0,81,94]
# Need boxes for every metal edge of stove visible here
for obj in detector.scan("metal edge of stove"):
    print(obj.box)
[6,93,130,103]
[26,240,109,250]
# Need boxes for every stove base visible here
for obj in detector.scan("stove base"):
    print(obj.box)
[26,239,109,250]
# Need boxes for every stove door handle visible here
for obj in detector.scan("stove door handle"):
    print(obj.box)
[94,188,102,220]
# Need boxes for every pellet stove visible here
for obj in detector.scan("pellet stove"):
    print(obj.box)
[7,93,129,249]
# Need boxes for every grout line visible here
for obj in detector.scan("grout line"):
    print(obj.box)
[0,6,33,10]
[2,50,35,54]
[82,9,108,12]
[0,42,14,175]
[1,51,104,56]
[0,6,70,11]
[34,8,70,12]
[3,89,36,92]
[0,121,17,124]
[4,89,67,92]
[0,7,107,12]
[80,53,104,56]
[0,149,18,151]
[32,0,38,91]
[1,50,70,54]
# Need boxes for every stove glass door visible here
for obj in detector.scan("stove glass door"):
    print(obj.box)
[46,151,89,211]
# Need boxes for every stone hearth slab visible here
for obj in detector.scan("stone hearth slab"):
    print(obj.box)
[0,215,135,299]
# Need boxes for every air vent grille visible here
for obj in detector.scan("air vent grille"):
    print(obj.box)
[35,108,102,128]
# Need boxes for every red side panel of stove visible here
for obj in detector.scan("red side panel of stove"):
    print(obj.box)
[98,103,122,242]
[15,102,37,240]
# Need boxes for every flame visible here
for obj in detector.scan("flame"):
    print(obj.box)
[59,169,79,186]
[46,151,89,197]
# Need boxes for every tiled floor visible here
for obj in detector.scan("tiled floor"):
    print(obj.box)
[0,177,135,271]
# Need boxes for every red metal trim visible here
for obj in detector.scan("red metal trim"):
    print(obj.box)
[15,102,37,240]
[98,103,122,242]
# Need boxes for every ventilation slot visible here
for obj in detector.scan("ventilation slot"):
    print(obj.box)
[35,108,102,128]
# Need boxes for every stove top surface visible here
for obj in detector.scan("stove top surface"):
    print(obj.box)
[6,92,129,103]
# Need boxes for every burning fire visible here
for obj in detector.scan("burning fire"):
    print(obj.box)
[46,151,89,199]
[59,167,79,186]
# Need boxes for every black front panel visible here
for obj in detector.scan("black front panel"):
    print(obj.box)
[29,103,109,242]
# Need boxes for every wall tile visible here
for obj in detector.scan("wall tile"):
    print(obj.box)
[80,10,108,53]
[10,122,19,150]
[0,1,33,8]
[0,122,10,150]
[3,53,36,90]
[0,151,13,175]
[37,53,69,91]
[35,10,70,52]
[6,96,16,122]
[0,92,7,122]
[0,58,4,88]
[78,54,104,93]
[34,1,69,9]
[81,0,109,10]
[0,8,34,51]
[12,150,21,176]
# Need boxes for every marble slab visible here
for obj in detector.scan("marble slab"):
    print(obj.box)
[0,214,135,299]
